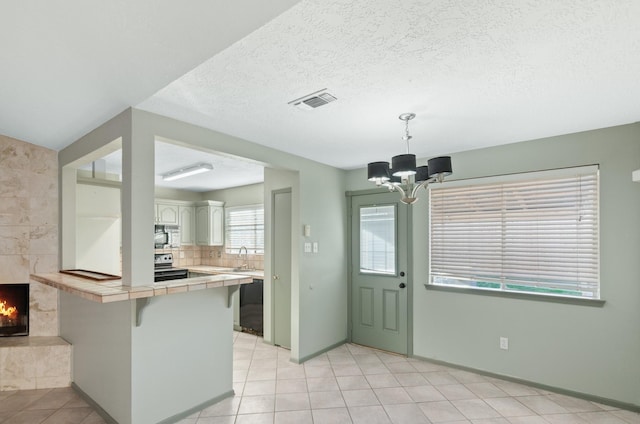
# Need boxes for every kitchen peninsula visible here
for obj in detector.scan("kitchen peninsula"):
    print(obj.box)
[31,270,253,423]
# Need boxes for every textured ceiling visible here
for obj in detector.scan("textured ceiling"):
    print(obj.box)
[2,1,640,175]
[138,0,640,169]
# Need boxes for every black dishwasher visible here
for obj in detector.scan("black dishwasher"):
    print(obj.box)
[239,279,263,335]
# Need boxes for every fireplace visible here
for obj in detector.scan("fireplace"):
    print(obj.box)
[0,284,29,337]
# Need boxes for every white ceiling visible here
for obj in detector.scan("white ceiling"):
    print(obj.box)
[0,0,300,150]
[3,1,640,174]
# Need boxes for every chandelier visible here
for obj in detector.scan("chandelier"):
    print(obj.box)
[367,113,452,204]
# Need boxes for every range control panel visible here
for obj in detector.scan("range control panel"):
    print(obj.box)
[154,253,174,265]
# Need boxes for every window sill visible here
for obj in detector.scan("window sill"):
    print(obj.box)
[424,284,606,307]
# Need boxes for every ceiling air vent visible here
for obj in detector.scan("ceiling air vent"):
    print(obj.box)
[288,89,337,110]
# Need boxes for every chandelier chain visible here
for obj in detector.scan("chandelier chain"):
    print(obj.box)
[399,112,415,154]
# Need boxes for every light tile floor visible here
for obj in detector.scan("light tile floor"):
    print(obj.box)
[1,331,637,424]
[0,386,105,423]
[179,332,639,424]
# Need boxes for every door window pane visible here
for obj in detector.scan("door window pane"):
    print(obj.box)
[360,205,396,274]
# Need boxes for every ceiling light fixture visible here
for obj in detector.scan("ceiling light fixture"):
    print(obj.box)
[367,113,452,204]
[162,163,213,181]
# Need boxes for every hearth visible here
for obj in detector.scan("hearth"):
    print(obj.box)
[0,284,29,336]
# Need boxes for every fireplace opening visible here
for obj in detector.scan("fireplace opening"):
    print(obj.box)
[0,284,29,337]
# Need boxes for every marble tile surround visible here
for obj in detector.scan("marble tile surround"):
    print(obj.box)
[0,134,59,336]
[0,336,71,391]
[0,134,68,391]
[0,135,58,288]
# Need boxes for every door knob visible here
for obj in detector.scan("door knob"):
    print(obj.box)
[399,283,406,289]
[273,275,279,280]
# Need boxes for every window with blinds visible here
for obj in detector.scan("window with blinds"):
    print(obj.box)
[429,166,599,299]
[225,204,264,255]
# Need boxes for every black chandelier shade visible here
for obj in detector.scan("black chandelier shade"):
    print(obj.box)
[368,158,451,182]
[367,161,391,181]
[427,156,452,178]
[391,154,417,177]
[389,175,402,185]
[415,166,429,182]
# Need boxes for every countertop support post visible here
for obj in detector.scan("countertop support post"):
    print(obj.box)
[136,297,152,326]
[228,286,239,308]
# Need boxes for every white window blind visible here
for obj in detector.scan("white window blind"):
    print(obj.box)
[360,205,396,274]
[225,204,264,255]
[429,166,599,299]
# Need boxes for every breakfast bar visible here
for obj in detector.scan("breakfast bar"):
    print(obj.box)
[30,271,253,424]
[30,271,253,303]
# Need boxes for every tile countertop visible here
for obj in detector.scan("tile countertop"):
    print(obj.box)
[187,266,265,279]
[30,272,254,304]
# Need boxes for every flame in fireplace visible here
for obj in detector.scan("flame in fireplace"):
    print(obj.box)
[0,300,18,319]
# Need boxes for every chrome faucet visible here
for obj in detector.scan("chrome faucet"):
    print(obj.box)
[238,246,248,270]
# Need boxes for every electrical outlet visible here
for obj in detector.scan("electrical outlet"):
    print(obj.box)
[499,337,509,350]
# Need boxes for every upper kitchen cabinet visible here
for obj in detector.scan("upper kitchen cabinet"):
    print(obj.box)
[156,202,179,225]
[179,205,196,245]
[196,200,225,246]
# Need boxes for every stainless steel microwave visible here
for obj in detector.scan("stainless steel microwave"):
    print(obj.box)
[154,225,180,249]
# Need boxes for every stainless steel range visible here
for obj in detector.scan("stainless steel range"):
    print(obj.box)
[154,253,188,282]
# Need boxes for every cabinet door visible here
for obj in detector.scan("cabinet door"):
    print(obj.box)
[195,206,210,245]
[179,206,195,245]
[157,203,179,225]
[211,206,224,246]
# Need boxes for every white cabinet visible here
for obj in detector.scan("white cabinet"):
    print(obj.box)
[179,206,196,245]
[156,203,179,225]
[154,199,224,247]
[196,200,225,246]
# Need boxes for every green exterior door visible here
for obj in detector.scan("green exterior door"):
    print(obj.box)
[351,192,409,354]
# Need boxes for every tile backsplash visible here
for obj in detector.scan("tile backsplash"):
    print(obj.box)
[156,245,264,270]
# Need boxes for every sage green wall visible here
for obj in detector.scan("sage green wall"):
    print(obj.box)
[155,186,203,202]
[203,183,264,207]
[133,109,348,362]
[59,293,132,424]
[131,289,233,423]
[60,288,235,424]
[346,123,640,406]
[297,165,349,359]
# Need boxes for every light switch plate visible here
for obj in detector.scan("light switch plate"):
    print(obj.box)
[499,337,509,350]
[312,242,318,253]
[304,242,312,253]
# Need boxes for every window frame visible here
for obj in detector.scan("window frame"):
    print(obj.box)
[427,165,601,302]
[359,203,398,276]
[225,204,264,255]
